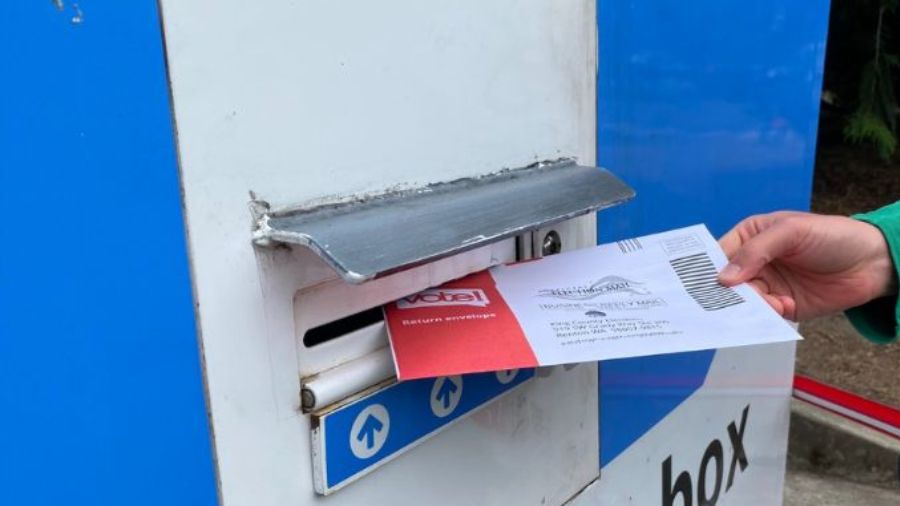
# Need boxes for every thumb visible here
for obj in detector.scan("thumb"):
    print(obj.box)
[718,220,800,286]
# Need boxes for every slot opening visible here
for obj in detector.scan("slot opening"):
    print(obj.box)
[303,306,385,347]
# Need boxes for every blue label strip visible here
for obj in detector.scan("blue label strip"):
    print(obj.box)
[319,369,534,491]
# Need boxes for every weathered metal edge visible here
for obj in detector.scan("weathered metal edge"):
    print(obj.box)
[251,161,635,284]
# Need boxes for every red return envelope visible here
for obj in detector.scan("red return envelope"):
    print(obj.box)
[385,270,540,380]
[384,225,801,381]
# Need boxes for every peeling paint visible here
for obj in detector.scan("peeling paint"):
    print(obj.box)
[261,157,578,218]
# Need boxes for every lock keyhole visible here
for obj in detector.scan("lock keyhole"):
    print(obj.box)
[541,230,562,256]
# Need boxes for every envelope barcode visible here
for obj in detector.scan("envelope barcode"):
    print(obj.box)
[616,238,643,254]
[670,253,745,311]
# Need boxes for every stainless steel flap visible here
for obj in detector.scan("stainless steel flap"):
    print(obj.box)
[253,159,635,283]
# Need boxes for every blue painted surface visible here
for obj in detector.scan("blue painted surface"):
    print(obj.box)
[597,2,829,241]
[1,3,217,505]
[596,2,830,468]
[600,351,715,466]
[323,370,534,490]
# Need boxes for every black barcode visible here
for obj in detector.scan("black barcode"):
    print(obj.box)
[670,253,745,311]
[617,238,643,254]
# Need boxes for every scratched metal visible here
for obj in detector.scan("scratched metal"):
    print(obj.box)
[257,160,635,283]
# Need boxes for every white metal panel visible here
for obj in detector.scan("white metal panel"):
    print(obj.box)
[159,0,598,209]
[569,342,796,506]
[160,0,598,503]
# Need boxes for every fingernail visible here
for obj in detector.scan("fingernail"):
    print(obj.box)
[719,263,741,282]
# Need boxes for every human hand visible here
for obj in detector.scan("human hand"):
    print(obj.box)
[717,211,896,321]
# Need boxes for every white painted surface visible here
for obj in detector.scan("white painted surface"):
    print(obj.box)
[570,342,796,506]
[159,0,597,210]
[159,0,599,504]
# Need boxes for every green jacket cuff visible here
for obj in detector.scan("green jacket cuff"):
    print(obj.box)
[845,201,900,344]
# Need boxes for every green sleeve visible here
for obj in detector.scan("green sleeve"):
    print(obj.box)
[844,201,900,344]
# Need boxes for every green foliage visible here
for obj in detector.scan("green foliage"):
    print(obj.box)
[843,0,899,159]
[844,110,897,159]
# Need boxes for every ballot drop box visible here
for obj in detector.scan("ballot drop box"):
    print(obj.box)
[164,2,619,502]
[6,1,830,505]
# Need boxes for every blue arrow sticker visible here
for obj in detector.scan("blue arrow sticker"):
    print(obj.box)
[347,404,390,460]
[358,415,383,447]
[313,369,534,494]
[436,380,456,406]
[430,375,463,417]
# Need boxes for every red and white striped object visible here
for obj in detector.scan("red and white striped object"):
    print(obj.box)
[793,375,900,439]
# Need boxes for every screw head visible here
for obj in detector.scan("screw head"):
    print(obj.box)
[301,388,316,412]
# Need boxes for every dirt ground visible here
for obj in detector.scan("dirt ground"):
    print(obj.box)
[795,140,900,408]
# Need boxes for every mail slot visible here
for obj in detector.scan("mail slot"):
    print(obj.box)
[281,171,630,494]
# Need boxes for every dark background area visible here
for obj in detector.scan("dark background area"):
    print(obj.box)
[796,0,900,407]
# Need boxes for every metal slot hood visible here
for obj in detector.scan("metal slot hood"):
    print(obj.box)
[253,159,635,283]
